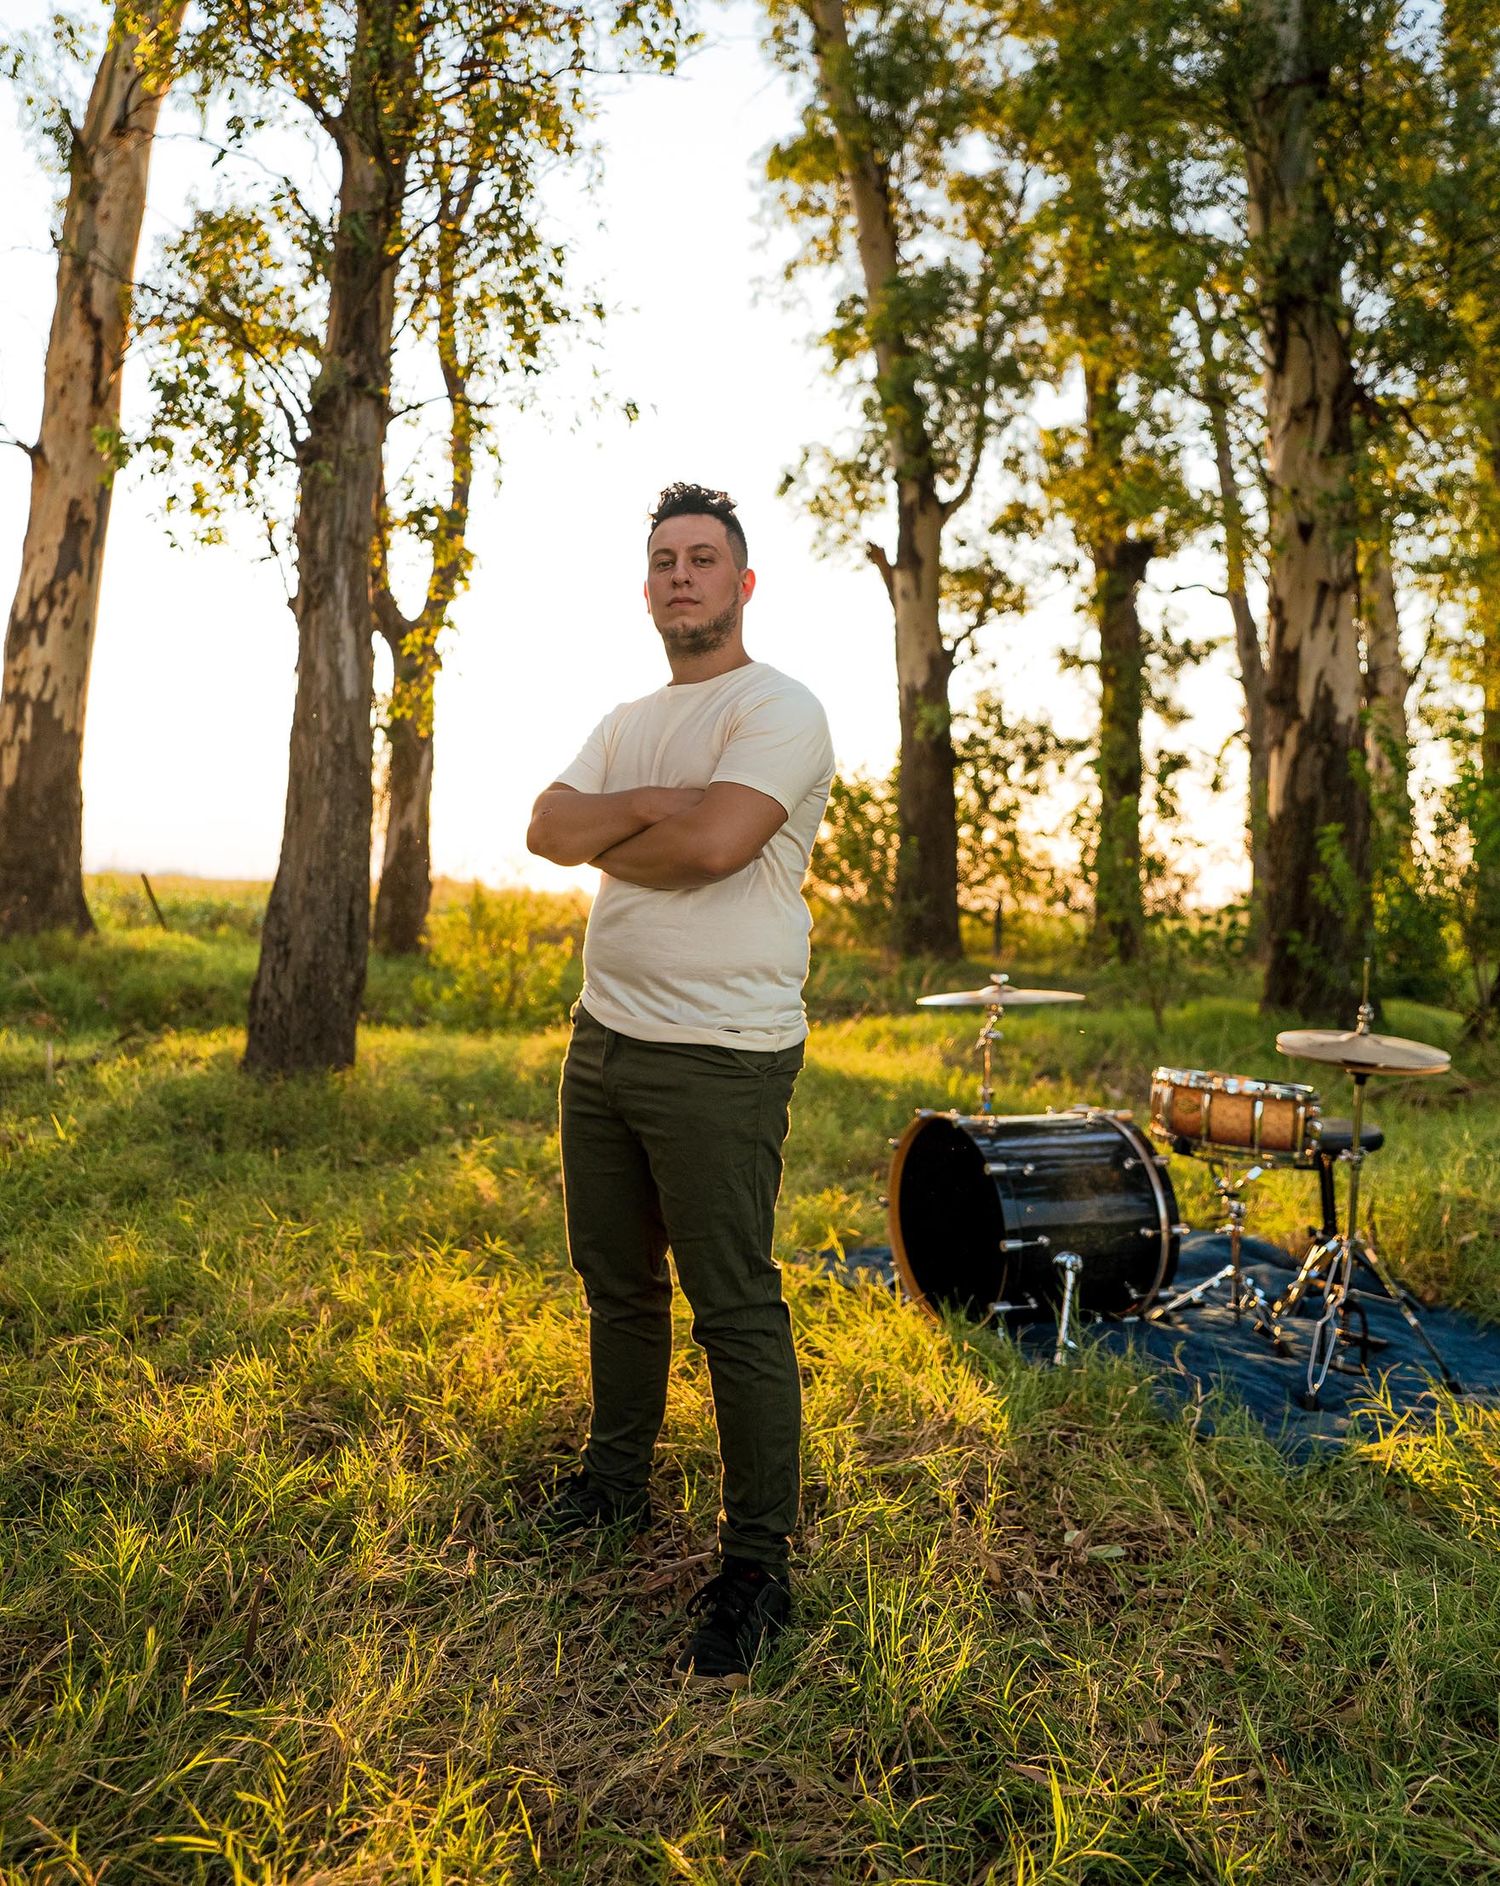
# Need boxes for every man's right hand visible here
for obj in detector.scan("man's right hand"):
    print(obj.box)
[526,783,705,867]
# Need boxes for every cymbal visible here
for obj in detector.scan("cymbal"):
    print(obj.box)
[917,984,1087,1010]
[1275,1027,1450,1077]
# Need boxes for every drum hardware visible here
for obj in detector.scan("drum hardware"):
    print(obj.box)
[985,1295,1039,1320]
[1148,1161,1273,1328]
[916,977,1086,1115]
[1274,963,1461,1406]
[1052,1251,1085,1367]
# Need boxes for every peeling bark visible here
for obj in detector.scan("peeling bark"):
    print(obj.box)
[806,0,960,957]
[244,8,409,1073]
[1247,0,1369,1016]
[0,2,186,936]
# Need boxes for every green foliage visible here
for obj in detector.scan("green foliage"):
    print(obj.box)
[0,931,1497,1877]
[806,771,900,941]
[419,884,584,1030]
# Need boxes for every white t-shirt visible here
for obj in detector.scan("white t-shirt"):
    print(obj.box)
[556,661,835,1049]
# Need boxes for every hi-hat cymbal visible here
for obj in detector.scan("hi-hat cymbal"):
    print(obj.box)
[916,984,1087,1009]
[1275,1027,1450,1076]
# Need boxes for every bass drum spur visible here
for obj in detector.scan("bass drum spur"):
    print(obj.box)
[887,1108,1182,1322]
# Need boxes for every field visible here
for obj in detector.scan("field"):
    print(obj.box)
[1,879,1498,1883]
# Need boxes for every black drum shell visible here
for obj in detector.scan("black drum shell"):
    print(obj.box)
[887,1108,1180,1321]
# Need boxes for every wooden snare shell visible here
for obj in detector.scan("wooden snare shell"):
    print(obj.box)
[1149,1066,1320,1166]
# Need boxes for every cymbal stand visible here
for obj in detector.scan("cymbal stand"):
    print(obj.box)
[1273,1067,1462,1403]
[975,1002,1003,1116]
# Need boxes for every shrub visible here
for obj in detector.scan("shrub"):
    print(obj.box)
[419,885,584,1029]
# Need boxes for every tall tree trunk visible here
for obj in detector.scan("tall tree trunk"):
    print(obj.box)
[1246,0,1369,1017]
[244,16,407,1073]
[1089,535,1152,963]
[0,1,185,936]
[371,609,434,955]
[370,205,473,959]
[1083,364,1150,963]
[1362,535,1413,837]
[805,0,961,957]
[1197,307,1270,950]
[1475,413,1500,1018]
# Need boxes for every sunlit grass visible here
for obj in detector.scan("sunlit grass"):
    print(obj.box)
[1,911,1498,1880]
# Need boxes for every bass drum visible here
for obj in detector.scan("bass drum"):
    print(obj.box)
[887,1108,1181,1322]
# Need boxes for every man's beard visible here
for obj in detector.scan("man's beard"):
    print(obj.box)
[658,599,738,657]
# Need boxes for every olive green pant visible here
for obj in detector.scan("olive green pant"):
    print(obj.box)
[559,1006,805,1568]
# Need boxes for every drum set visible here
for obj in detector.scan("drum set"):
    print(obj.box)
[885,966,1462,1404]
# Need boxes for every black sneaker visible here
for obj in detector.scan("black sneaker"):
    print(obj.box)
[533,1469,651,1543]
[675,1557,791,1686]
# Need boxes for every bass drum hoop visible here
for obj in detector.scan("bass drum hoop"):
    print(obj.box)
[887,1106,1177,1322]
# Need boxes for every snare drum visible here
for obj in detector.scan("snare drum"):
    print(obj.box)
[1149,1067,1320,1165]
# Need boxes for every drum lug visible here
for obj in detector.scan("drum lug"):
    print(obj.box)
[1123,1156,1140,1170]
[877,1195,889,1207]
[984,1160,1008,1175]
[888,1138,900,1149]
[1000,1234,1050,1252]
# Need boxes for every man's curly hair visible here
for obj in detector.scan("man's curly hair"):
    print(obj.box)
[648,482,749,570]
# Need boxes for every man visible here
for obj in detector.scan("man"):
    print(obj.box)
[526,482,834,1685]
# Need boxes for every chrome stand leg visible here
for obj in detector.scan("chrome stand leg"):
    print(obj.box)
[1053,1251,1083,1368]
[1306,1239,1354,1402]
[1353,1231,1464,1392]
[1149,1263,1236,1320]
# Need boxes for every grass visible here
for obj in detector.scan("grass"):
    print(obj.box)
[1,882,1498,1882]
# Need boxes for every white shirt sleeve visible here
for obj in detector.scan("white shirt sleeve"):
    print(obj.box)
[553,712,612,794]
[710,685,835,817]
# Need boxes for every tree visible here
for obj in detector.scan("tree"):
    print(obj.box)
[144,0,671,1068]
[0,0,186,937]
[1191,287,1271,951]
[1005,0,1210,963]
[1239,0,1371,1015]
[371,176,476,957]
[765,0,1032,957]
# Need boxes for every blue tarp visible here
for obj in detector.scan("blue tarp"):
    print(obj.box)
[809,1235,1500,1455]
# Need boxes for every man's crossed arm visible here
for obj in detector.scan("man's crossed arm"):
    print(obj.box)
[526,782,788,890]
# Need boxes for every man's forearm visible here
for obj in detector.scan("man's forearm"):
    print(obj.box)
[593,806,749,889]
[528,787,695,866]
[592,819,722,890]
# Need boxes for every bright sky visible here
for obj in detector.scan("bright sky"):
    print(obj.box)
[0,1,1257,902]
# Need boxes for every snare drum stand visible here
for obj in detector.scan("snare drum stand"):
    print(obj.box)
[1148,1161,1277,1330]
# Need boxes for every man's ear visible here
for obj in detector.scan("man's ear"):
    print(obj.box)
[643,579,651,610]
[740,568,757,604]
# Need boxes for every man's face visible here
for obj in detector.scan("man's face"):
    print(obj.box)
[645,514,756,656]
